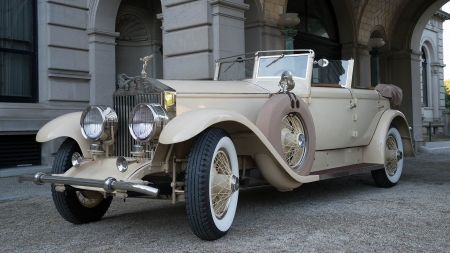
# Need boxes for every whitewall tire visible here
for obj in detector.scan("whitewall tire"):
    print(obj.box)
[371,127,404,187]
[185,128,239,240]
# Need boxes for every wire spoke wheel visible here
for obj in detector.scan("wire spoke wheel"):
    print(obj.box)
[385,135,399,176]
[210,150,233,218]
[185,128,239,240]
[371,127,404,188]
[281,113,308,169]
[51,138,112,224]
[76,191,103,208]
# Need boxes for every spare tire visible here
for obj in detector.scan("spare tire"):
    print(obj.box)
[256,94,316,176]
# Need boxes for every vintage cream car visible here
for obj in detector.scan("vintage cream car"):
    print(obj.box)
[19,50,414,240]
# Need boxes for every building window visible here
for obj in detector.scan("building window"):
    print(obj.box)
[0,0,38,103]
[421,48,428,107]
[287,0,341,60]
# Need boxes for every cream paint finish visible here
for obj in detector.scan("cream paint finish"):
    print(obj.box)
[310,148,363,172]
[159,108,319,185]
[351,89,390,147]
[308,87,354,150]
[363,110,414,164]
[36,112,91,157]
[160,79,269,94]
[61,157,154,181]
[176,94,269,123]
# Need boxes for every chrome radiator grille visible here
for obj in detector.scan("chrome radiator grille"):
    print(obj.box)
[113,93,162,157]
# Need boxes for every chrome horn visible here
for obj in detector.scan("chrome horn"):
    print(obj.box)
[116,156,139,172]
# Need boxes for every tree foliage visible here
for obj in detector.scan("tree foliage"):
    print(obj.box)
[445,79,450,110]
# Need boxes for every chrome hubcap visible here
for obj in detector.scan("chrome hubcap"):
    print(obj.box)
[298,133,305,148]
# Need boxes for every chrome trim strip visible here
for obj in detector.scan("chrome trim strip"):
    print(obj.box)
[18,173,159,197]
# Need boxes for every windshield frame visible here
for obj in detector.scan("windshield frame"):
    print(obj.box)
[255,53,310,80]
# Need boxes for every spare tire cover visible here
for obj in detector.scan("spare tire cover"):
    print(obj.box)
[256,94,316,176]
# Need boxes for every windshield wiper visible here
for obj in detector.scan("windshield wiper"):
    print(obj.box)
[266,54,284,67]
[222,57,243,74]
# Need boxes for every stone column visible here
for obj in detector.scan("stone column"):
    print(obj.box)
[87,0,121,106]
[162,0,248,80]
[87,29,119,106]
[342,43,371,87]
[389,49,424,150]
[430,63,440,120]
[210,0,249,60]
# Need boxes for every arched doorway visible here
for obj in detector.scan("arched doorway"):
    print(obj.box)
[286,0,341,60]
[388,0,449,148]
[115,0,163,83]
[421,47,429,108]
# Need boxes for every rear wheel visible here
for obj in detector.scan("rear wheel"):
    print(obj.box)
[371,127,404,188]
[185,128,239,240]
[51,138,112,224]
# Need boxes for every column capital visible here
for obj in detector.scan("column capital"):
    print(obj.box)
[209,0,249,11]
[87,29,119,45]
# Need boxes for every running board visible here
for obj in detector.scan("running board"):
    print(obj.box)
[310,163,384,180]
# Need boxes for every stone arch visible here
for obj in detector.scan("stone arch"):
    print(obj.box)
[386,0,449,150]
[116,13,151,42]
[420,38,436,63]
[369,25,388,83]
[357,0,407,46]
[244,0,265,52]
[88,0,122,32]
[390,0,448,51]
[420,41,434,108]
[86,0,163,105]
[329,0,356,44]
[115,1,163,80]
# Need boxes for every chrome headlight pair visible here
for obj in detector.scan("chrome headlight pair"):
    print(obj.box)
[129,104,169,142]
[80,106,118,141]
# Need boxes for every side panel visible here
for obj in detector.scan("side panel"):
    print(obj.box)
[36,112,91,157]
[311,148,363,173]
[176,94,269,123]
[351,89,390,147]
[363,110,415,164]
[308,87,354,150]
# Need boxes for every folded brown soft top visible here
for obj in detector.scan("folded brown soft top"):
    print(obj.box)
[375,84,403,108]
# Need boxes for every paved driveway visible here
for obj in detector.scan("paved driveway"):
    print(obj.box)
[1,148,449,252]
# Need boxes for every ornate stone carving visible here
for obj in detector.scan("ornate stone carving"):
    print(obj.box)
[116,14,150,42]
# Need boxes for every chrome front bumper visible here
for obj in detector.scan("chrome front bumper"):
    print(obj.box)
[18,172,159,197]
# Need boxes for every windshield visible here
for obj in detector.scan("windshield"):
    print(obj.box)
[217,58,255,81]
[312,60,350,86]
[257,54,308,78]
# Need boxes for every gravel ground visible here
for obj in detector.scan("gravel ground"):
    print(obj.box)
[0,148,449,252]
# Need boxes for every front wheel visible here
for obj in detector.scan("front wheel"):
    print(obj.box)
[185,128,239,240]
[371,127,404,188]
[51,138,112,224]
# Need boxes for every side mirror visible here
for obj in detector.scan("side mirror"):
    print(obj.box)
[315,59,329,67]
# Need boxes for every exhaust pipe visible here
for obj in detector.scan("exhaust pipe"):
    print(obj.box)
[18,172,159,198]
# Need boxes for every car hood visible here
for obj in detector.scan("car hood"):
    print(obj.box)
[157,79,274,94]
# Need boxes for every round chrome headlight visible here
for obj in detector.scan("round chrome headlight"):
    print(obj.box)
[80,106,118,141]
[129,103,169,142]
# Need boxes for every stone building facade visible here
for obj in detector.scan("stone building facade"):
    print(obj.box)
[420,10,450,136]
[0,0,449,168]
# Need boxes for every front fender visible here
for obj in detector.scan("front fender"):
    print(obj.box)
[159,109,319,189]
[363,110,415,164]
[36,112,91,157]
